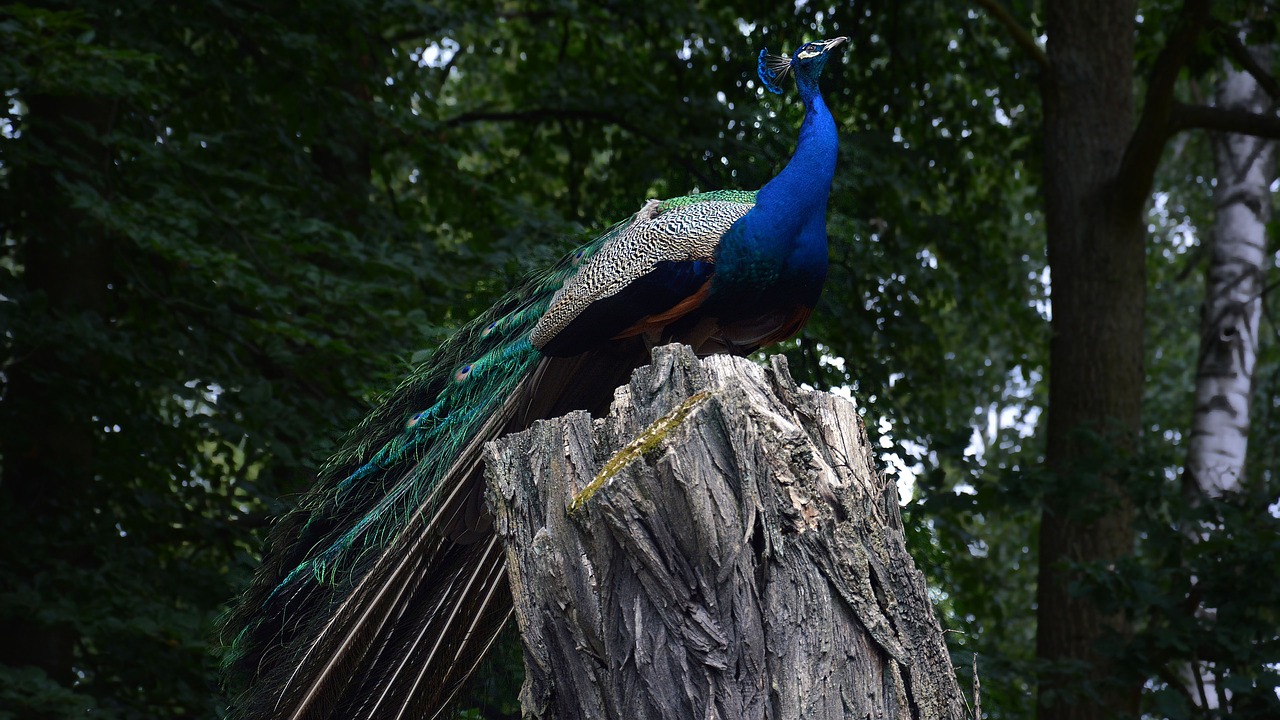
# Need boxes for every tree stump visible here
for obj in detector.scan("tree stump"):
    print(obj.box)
[484,344,965,719]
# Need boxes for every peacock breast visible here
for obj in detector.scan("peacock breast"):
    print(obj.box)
[707,210,829,318]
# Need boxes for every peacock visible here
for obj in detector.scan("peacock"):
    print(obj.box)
[220,36,847,720]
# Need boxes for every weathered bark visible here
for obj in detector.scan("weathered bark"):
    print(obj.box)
[1187,53,1275,499]
[485,344,964,720]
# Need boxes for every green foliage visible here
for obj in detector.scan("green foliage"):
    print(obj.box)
[0,1,448,716]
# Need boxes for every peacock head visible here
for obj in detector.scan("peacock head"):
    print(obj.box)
[757,36,849,94]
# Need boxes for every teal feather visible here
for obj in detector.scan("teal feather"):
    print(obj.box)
[220,38,846,720]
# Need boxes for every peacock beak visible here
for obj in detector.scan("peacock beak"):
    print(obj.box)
[821,37,850,54]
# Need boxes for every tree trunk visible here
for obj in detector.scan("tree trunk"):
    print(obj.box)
[1176,45,1276,713]
[1038,2,1145,718]
[484,344,965,720]
[1187,53,1274,499]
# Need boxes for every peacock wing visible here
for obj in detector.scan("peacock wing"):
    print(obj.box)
[532,191,756,357]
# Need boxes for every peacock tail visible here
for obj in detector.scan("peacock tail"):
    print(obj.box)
[221,35,848,720]
[219,190,757,720]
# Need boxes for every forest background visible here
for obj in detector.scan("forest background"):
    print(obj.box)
[2,1,1278,718]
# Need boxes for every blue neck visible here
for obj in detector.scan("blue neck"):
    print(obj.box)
[757,72,838,215]
[707,69,836,314]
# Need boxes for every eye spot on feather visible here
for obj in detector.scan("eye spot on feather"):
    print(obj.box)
[455,365,472,382]
[571,250,585,266]
[481,321,498,338]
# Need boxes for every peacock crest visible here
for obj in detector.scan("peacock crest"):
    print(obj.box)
[758,48,793,93]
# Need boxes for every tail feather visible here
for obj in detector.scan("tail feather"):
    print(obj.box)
[266,385,527,719]
[278,544,433,720]
[378,536,508,720]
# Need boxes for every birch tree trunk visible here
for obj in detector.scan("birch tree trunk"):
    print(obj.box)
[484,344,965,720]
[1187,53,1275,498]
[1177,47,1276,712]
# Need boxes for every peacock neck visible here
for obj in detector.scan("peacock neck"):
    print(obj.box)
[757,73,837,214]
[707,72,836,314]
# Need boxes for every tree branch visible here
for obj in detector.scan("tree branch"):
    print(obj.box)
[972,0,1050,71]
[1170,101,1280,139]
[1115,0,1213,214]
[1215,22,1280,101]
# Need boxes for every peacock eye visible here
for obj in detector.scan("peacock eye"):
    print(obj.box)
[454,365,472,382]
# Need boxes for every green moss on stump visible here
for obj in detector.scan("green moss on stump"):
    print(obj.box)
[568,390,713,514]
